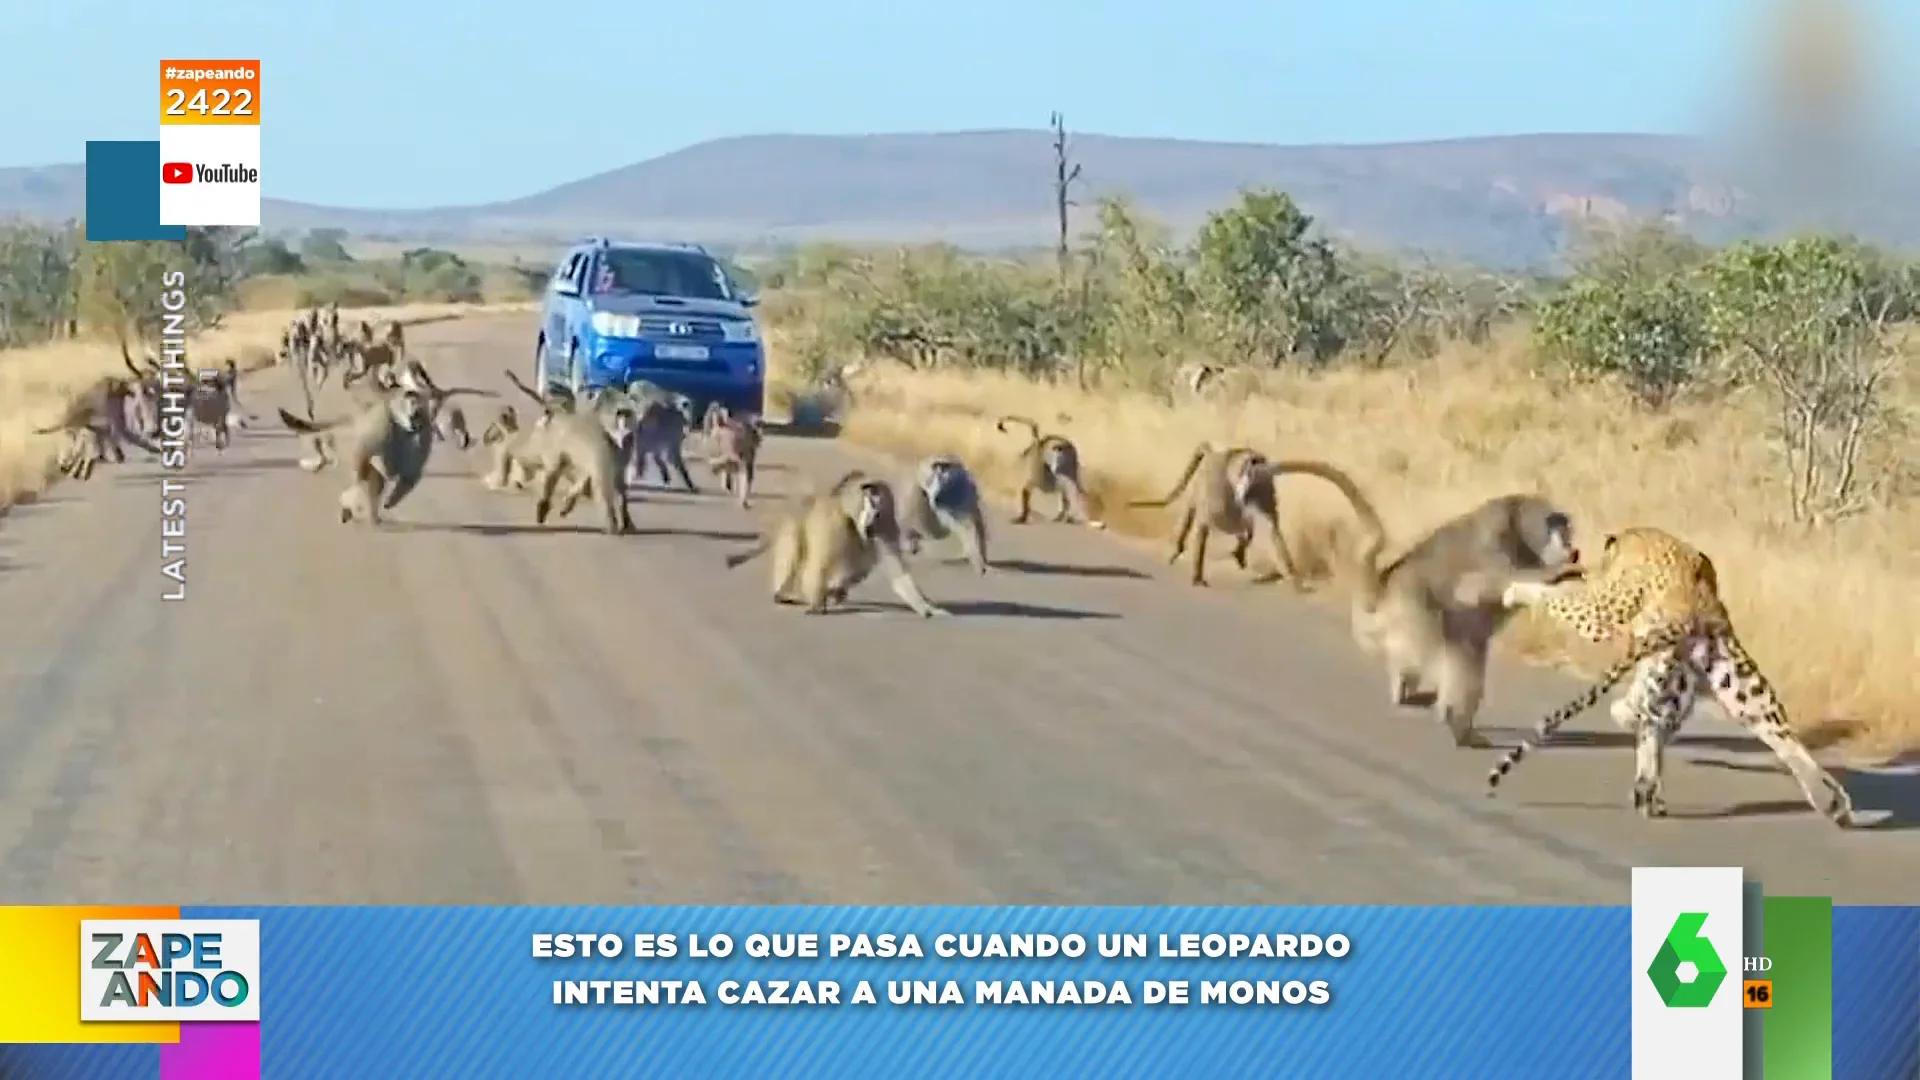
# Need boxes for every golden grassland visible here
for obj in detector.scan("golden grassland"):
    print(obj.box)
[767,326,1920,761]
[0,301,534,512]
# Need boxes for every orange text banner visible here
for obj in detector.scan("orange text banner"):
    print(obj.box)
[159,60,260,126]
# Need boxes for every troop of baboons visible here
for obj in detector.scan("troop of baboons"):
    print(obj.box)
[22,304,1869,830]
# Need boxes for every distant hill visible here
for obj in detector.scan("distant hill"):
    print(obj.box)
[5,130,1916,268]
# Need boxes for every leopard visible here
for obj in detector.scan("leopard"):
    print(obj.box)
[1484,526,1856,828]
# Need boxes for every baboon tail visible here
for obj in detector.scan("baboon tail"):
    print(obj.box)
[1129,443,1211,509]
[994,415,1039,442]
[723,538,771,570]
[278,408,342,434]
[1269,458,1391,608]
[31,423,69,435]
[503,369,555,406]
[823,469,869,497]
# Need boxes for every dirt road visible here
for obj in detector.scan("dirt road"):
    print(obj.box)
[0,313,1911,905]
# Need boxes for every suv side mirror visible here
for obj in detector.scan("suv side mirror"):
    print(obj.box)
[738,293,759,308]
[552,279,580,297]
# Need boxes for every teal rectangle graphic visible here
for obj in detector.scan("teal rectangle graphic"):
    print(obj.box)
[1764,895,1833,1080]
[83,140,186,242]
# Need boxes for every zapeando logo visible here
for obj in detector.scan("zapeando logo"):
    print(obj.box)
[1647,911,1727,1008]
[80,918,262,1022]
[161,163,258,185]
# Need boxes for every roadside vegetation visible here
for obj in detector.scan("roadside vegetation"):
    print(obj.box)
[0,223,536,510]
[756,192,1920,760]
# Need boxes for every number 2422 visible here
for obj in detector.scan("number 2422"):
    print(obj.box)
[164,88,253,117]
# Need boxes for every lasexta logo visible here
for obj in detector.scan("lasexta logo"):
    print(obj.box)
[162,162,193,184]
[1647,911,1727,1007]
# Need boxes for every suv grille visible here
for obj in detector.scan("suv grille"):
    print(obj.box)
[639,315,725,341]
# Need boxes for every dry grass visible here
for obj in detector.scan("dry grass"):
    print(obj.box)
[0,301,534,512]
[771,327,1920,762]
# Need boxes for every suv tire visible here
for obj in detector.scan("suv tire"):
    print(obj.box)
[566,343,585,396]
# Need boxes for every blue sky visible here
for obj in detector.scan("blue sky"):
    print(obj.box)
[7,0,1915,208]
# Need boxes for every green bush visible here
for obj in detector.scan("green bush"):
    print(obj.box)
[1533,271,1709,407]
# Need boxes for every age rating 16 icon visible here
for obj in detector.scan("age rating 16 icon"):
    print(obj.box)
[162,162,193,185]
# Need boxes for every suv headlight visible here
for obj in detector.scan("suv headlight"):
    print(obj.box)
[590,311,643,339]
[722,319,760,344]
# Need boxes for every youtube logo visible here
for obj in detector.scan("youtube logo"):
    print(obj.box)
[162,162,193,185]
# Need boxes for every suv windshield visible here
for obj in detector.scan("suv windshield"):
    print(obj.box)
[591,248,732,301]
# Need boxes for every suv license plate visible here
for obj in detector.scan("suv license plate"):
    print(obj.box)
[654,344,709,362]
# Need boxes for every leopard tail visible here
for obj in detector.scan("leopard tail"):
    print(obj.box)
[1485,619,1701,797]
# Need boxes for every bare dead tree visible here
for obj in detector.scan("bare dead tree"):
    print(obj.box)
[1050,112,1089,386]
[1050,112,1083,287]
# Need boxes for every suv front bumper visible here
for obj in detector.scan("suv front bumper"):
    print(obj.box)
[581,335,766,414]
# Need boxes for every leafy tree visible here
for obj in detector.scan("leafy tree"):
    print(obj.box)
[299,228,352,263]
[0,223,80,346]
[1191,190,1353,364]
[76,226,245,347]
[1533,270,1710,408]
[1699,236,1907,522]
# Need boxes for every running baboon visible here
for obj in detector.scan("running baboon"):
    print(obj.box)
[502,369,665,496]
[701,403,762,508]
[899,454,990,573]
[1128,444,1309,587]
[36,374,153,464]
[187,361,242,450]
[278,391,434,525]
[1347,493,1584,749]
[994,415,1102,528]
[627,397,698,491]
[723,470,948,617]
[54,425,109,481]
[435,404,472,449]
[283,321,331,418]
[517,407,636,535]
[479,406,541,491]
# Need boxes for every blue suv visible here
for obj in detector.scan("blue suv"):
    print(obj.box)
[535,238,765,416]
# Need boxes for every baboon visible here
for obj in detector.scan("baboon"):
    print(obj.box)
[994,415,1102,528]
[342,339,401,384]
[187,360,243,450]
[1131,444,1364,588]
[723,470,948,617]
[521,407,637,535]
[53,425,109,481]
[1178,362,1222,397]
[35,373,153,464]
[384,319,406,357]
[1346,493,1584,749]
[118,343,171,440]
[501,369,659,499]
[701,403,762,508]
[435,404,472,449]
[282,320,331,418]
[278,391,434,525]
[899,454,990,574]
[480,406,542,492]
[627,396,698,491]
